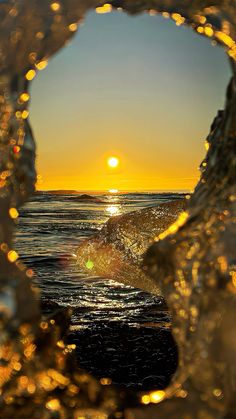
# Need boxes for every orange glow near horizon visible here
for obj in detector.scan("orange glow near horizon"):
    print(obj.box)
[31,11,230,193]
[35,152,200,192]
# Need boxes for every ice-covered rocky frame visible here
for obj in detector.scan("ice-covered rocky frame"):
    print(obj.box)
[0,0,236,418]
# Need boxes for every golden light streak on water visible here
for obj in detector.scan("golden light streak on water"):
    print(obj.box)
[106,205,119,216]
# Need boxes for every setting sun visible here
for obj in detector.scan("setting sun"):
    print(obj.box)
[107,156,119,168]
[109,189,119,194]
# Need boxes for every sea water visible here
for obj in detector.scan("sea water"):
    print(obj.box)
[15,192,183,390]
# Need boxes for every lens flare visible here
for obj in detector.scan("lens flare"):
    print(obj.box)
[85,260,94,270]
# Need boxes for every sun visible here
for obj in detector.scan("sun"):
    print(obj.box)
[109,189,119,194]
[107,156,119,168]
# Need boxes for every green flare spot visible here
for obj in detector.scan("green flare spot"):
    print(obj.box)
[86,260,94,270]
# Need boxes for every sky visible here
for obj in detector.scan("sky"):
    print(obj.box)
[30,10,231,192]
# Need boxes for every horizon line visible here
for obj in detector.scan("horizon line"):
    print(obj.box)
[36,188,191,193]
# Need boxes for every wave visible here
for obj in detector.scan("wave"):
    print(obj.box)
[76,199,185,294]
[67,194,104,203]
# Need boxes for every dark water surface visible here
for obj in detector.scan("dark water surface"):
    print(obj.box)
[15,192,183,390]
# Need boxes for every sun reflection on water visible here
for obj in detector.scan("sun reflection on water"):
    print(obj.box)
[106,205,120,216]
[109,189,119,194]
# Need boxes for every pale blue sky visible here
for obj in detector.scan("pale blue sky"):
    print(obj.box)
[30,11,231,191]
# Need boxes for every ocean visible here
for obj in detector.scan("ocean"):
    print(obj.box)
[15,192,184,391]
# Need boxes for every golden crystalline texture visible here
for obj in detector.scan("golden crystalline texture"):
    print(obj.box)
[0,0,236,76]
[0,72,40,406]
[144,73,236,417]
[0,0,235,418]
[76,200,185,294]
